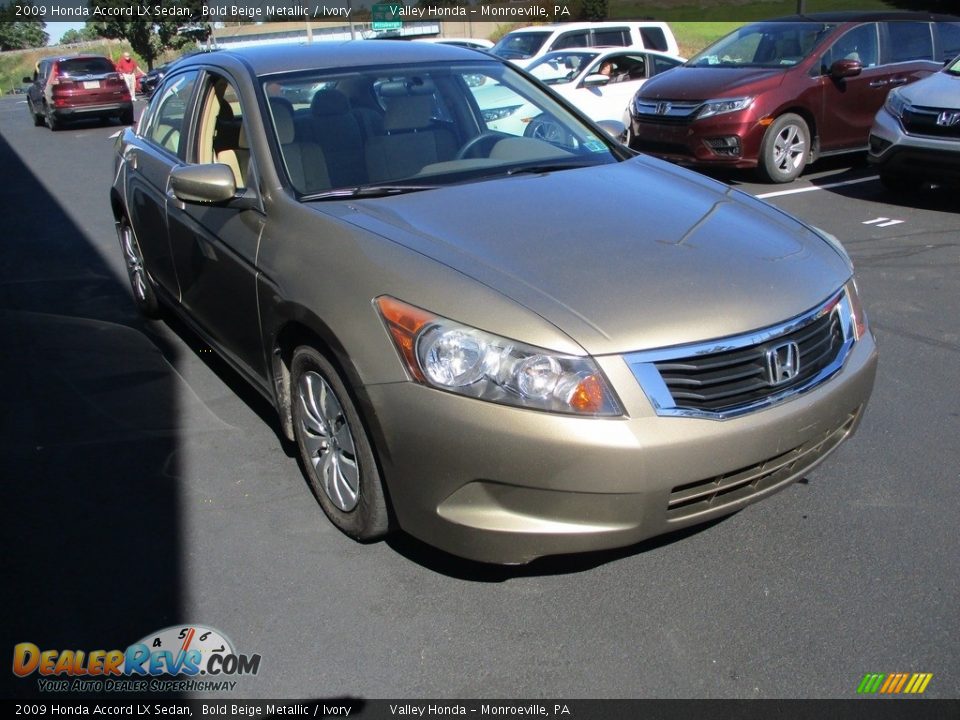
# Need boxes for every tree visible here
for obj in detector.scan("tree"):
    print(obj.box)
[59,24,104,45]
[577,0,608,21]
[0,21,49,51]
[89,1,208,69]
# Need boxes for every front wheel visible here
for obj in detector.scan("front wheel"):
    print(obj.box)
[758,113,810,183]
[292,347,390,542]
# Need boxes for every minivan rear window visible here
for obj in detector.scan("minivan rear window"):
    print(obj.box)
[640,27,669,52]
[886,22,933,63]
[58,57,116,76]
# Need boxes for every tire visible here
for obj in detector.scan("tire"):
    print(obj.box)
[29,100,44,127]
[118,219,161,318]
[291,347,390,542]
[758,113,810,183]
[879,169,920,194]
[45,108,61,132]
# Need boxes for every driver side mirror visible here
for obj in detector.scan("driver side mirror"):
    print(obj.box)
[582,73,611,88]
[829,58,862,79]
[170,163,237,204]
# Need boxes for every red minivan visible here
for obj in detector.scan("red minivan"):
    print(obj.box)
[25,55,133,131]
[625,14,960,182]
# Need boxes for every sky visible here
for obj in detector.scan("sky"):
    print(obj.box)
[45,22,87,45]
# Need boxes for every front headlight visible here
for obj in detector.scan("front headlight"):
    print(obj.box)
[884,88,907,119]
[376,296,622,416]
[696,96,754,119]
[481,105,522,122]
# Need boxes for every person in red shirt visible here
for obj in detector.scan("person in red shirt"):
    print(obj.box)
[115,52,141,99]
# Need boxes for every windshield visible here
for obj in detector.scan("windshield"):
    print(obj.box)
[263,61,619,199]
[527,52,600,85]
[491,32,550,60]
[689,22,832,68]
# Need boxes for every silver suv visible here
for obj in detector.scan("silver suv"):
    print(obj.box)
[869,54,960,190]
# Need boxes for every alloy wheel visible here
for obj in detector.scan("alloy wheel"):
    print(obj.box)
[297,371,360,512]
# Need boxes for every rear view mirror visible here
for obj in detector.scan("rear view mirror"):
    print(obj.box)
[170,163,237,204]
[596,119,626,139]
[830,59,862,79]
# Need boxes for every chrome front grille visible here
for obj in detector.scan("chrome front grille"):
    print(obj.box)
[902,105,960,139]
[625,289,857,420]
[632,99,702,125]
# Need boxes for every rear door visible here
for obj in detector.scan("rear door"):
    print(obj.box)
[124,69,200,297]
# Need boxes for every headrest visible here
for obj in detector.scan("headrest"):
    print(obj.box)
[310,89,350,117]
[269,97,295,144]
[384,94,435,132]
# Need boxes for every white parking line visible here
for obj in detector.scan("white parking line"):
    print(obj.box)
[755,175,878,199]
[863,217,905,227]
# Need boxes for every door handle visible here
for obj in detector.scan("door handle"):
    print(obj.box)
[868,79,889,88]
[888,77,908,87]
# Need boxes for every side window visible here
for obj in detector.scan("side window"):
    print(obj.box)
[640,27,669,52]
[553,31,589,50]
[195,74,250,190]
[885,22,934,63]
[651,55,683,75]
[141,71,198,158]
[936,22,960,63]
[592,28,630,47]
[589,54,648,82]
[823,23,879,70]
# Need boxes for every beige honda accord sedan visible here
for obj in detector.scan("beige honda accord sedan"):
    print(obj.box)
[110,41,877,564]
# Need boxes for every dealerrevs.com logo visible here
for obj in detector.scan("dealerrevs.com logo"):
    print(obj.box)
[13,625,261,693]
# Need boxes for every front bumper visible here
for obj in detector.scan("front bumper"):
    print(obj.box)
[365,332,878,564]
[868,107,960,182]
[627,111,766,169]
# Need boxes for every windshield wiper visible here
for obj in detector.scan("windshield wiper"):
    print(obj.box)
[505,160,597,176]
[301,184,437,201]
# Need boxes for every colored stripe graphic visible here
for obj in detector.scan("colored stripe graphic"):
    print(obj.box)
[857,673,932,694]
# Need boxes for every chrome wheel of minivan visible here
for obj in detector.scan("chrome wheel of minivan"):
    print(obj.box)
[291,347,390,541]
[759,113,809,183]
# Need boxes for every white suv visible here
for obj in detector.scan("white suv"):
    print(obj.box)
[490,22,679,65]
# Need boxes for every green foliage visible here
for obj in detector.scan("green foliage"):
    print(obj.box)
[59,24,105,45]
[0,20,49,51]
[88,1,208,69]
[578,0,609,21]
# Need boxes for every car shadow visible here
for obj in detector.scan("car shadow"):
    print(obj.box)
[0,129,184,697]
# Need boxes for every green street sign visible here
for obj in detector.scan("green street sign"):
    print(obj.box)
[372,4,403,30]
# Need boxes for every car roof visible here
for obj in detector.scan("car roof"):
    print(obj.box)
[767,11,960,22]
[174,40,485,77]
[533,47,682,61]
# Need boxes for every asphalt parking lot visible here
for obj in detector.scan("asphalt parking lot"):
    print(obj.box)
[2,94,957,700]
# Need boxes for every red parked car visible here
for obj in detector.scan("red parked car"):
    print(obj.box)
[24,54,134,131]
[625,13,960,182]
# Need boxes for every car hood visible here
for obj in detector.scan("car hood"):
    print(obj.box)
[322,157,850,356]
[638,66,785,100]
[901,70,960,109]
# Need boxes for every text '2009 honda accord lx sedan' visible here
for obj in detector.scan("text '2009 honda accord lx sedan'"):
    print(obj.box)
[111,41,877,564]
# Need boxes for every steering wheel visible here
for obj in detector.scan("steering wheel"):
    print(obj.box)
[455,132,504,160]
[524,115,566,145]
